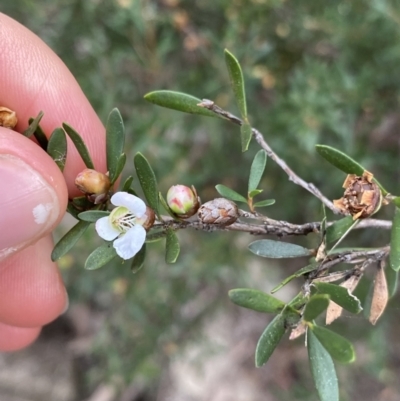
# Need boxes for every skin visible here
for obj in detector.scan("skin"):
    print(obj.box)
[0,13,107,351]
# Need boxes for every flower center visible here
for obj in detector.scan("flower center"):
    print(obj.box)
[109,206,138,233]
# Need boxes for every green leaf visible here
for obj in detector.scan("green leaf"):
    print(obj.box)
[311,325,355,364]
[146,230,167,243]
[66,202,81,220]
[386,266,398,297]
[326,216,354,244]
[23,111,44,138]
[85,243,118,270]
[392,197,400,208]
[121,176,134,192]
[215,184,247,203]
[27,116,48,150]
[315,144,364,175]
[390,207,400,271]
[78,210,109,222]
[255,313,286,367]
[47,128,67,172]
[253,199,276,208]
[240,122,252,152]
[249,239,311,258]
[314,282,362,314]
[315,144,387,194]
[159,192,176,218]
[106,108,125,184]
[303,294,330,322]
[144,90,217,118]
[308,330,339,401]
[248,189,263,198]
[63,123,94,169]
[165,228,180,264]
[51,221,90,261]
[224,49,247,119]
[271,262,318,293]
[131,244,146,273]
[134,152,160,218]
[112,153,126,185]
[248,150,267,192]
[229,288,286,313]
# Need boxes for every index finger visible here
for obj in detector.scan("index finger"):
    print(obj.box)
[0,13,106,197]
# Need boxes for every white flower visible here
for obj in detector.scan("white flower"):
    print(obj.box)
[95,192,148,260]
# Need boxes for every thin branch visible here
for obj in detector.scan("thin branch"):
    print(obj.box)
[198,99,342,214]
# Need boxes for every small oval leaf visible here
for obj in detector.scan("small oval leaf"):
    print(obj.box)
[326,216,354,244]
[248,150,267,192]
[224,49,247,119]
[311,325,355,364]
[165,228,180,264]
[78,210,110,223]
[240,122,252,152]
[390,207,400,271]
[229,289,286,313]
[51,221,90,261]
[215,184,247,203]
[386,265,398,298]
[271,262,318,293]
[63,123,94,169]
[255,313,286,367]
[131,244,146,273]
[23,111,44,138]
[314,282,362,314]
[27,115,48,150]
[315,145,364,175]
[249,240,312,259]
[144,90,217,117]
[121,176,134,192]
[308,330,339,401]
[134,152,160,218]
[47,128,67,172]
[248,189,263,198]
[253,199,276,208]
[303,294,330,322]
[85,243,118,270]
[106,108,125,184]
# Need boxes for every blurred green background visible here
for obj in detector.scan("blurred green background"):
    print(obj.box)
[3,0,400,400]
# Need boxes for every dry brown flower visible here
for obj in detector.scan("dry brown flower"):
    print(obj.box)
[0,107,18,129]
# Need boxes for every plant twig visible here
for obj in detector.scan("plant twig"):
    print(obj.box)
[198,99,342,214]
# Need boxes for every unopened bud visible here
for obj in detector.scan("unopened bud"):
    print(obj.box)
[75,169,111,204]
[0,107,18,129]
[198,198,239,226]
[333,171,382,219]
[166,185,200,218]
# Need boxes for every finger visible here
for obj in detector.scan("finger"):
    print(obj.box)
[0,128,67,261]
[0,322,40,352]
[0,236,67,328]
[0,13,106,197]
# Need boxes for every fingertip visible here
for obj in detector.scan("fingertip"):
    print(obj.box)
[0,322,41,352]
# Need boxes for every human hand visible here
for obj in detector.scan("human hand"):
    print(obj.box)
[0,13,107,351]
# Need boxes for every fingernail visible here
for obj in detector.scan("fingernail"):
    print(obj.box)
[0,154,60,260]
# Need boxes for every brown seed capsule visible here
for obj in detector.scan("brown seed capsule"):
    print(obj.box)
[333,171,382,219]
[0,107,18,129]
[197,198,239,226]
[75,168,111,204]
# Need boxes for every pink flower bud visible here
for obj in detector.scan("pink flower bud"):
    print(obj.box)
[166,185,200,218]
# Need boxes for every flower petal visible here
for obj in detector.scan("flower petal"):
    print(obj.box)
[111,192,146,216]
[95,216,120,241]
[113,224,146,260]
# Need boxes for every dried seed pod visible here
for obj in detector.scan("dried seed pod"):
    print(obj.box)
[75,168,111,204]
[0,107,18,129]
[198,198,239,226]
[333,171,382,219]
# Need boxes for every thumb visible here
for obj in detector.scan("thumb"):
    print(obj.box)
[0,128,68,261]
